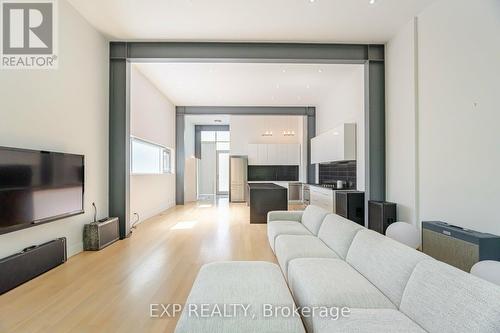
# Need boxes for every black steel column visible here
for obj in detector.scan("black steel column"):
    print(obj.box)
[109,42,131,238]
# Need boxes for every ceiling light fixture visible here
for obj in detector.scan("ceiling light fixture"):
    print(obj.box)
[369,0,376,4]
[318,69,323,73]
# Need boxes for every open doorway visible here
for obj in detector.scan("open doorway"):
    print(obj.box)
[185,115,231,198]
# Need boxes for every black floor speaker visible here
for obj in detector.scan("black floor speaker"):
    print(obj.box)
[0,238,67,295]
[368,201,397,234]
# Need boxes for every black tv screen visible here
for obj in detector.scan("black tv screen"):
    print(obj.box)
[0,146,84,234]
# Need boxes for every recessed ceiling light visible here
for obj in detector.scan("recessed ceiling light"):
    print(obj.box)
[282,69,286,73]
[309,0,315,3]
[369,0,376,4]
[318,69,323,73]
[306,84,310,89]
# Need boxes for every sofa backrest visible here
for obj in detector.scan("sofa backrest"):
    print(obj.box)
[317,214,364,259]
[301,205,329,235]
[400,259,500,333]
[346,229,430,307]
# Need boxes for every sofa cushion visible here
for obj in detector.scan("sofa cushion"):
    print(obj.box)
[274,235,339,279]
[311,309,426,333]
[317,214,364,259]
[346,230,430,307]
[287,258,396,333]
[175,261,305,333]
[301,205,329,235]
[268,210,304,223]
[267,221,311,252]
[400,259,500,333]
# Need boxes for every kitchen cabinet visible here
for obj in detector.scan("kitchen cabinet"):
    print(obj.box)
[311,123,356,164]
[309,186,334,212]
[248,143,300,165]
[257,144,268,164]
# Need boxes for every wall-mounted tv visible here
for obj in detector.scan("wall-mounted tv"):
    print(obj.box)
[0,146,84,235]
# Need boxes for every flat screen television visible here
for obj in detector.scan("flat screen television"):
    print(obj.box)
[0,146,84,235]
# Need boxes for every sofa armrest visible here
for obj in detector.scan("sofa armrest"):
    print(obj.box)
[267,210,304,223]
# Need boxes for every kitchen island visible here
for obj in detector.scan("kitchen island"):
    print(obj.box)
[247,183,288,224]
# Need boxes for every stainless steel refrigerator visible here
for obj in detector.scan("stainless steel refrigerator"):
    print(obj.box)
[229,156,247,202]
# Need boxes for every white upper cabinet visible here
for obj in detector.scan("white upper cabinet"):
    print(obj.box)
[247,144,259,165]
[286,143,301,165]
[248,143,300,165]
[311,123,356,164]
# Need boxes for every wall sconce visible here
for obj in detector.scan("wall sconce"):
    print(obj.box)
[262,131,273,137]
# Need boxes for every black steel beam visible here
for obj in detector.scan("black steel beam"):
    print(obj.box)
[121,42,382,63]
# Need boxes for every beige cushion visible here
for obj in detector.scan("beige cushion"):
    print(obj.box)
[317,214,364,259]
[400,259,500,333]
[267,221,311,252]
[312,309,426,333]
[287,258,396,333]
[274,235,339,279]
[346,229,430,306]
[175,261,305,333]
[301,205,329,235]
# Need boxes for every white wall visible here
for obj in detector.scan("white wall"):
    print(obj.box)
[0,0,108,258]
[130,66,176,223]
[230,115,303,156]
[386,0,500,235]
[386,19,417,224]
[199,142,216,195]
[183,118,197,202]
[315,66,365,190]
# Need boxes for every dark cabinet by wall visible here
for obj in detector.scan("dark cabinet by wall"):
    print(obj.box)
[247,165,298,182]
[335,191,365,226]
[368,201,397,234]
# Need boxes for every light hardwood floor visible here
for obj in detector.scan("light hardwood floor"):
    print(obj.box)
[0,197,298,333]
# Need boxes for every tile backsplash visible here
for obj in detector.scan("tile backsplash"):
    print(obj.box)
[319,161,356,188]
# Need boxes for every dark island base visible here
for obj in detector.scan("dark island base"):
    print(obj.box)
[248,183,288,224]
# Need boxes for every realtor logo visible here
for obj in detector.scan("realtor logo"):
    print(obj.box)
[1,0,58,69]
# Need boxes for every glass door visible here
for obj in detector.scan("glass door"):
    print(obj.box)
[216,151,230,195]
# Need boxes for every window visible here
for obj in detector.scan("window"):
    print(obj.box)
[131,137,173,174]
[201,131,216,142]
[216,142,230,151]
[200,130,230,150]
[216,131,230,142]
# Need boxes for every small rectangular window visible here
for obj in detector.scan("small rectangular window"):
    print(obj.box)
[201,131,216,142]
[216,142,230,151]
[131,137,172,175]
[216,131,230,142]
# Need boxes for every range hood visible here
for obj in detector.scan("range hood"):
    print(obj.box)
[311,123,356,164]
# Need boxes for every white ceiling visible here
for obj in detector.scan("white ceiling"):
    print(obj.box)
[134,62,363,106]
[185,115,231,125]
[67,0,435,43]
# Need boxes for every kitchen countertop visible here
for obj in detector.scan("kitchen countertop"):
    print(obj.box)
[247,183,287,190]
[306,183,357,191]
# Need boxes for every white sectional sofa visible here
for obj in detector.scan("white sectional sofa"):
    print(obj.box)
[268,205,500,333]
